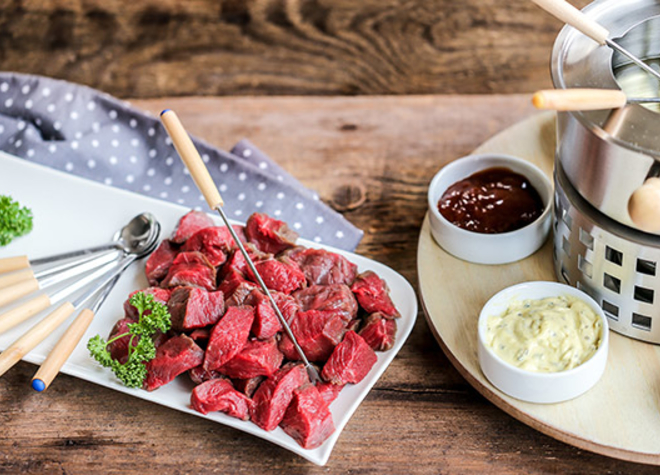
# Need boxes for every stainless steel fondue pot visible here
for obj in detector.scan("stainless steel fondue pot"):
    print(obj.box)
[552,0,660,231]
[552,0,660,343]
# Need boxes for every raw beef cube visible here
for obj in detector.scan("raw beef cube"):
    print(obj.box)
[167,287,225,331]
[221,243,271,279]
[144,335,204,391]
[233,376,265,398]
[246,290,282,340]
[123,287,172,320]
[145,240,179,286]
[245,212,298,255]
[277,334,297,361]
[251,363,309,431]
[225,282,259,308]
[247,258,306,294]
[280,383,335,449]
[204,306,254,370]
[217,270,252,298]
[107,317,168,364]
[221,248,248,277]
[171,210,214,243]
[351,271,399,318]
[161,251,217,291]
[279,310,347,362]
[294,284,358,322]
[191,378,252,420]
[218,338,284,379]
[289,248,358,286]
[278,245,306,260]
[188,365,224,385]
[107,317,136,364]
[359,313,397,351]
[181,227,232,267]
[321,331,377,385]
[229,224,248,247]
[316,382,345,406]
[272,291,301,325]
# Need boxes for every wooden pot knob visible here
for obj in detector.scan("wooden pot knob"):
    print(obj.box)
[629,178,660,233]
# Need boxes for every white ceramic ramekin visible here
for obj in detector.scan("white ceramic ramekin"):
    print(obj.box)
[427,153,553,265]
[477,281,609,404]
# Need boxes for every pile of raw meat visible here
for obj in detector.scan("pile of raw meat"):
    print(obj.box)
[108,210,400,449]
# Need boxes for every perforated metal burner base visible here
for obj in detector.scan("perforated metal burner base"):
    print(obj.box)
[554,162,660,344]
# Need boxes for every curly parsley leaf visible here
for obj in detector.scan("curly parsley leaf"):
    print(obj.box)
[0,195,33,246]
[87,292,172,388]
[87,335,113,367]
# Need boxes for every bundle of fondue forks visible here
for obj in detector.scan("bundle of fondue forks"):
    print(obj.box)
[0,213,159,391]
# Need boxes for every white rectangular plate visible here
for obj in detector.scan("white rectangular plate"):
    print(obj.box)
[0,152,417,466]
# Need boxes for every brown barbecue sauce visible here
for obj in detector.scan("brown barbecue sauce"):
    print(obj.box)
[438,167,544,234]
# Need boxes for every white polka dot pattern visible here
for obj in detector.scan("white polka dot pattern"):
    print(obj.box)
[0,73,363,251]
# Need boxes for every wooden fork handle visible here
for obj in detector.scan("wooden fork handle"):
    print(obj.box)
[0,277,39,308]
[533,89,628,111]
[531,0,609,45]
[0,269,35,289]
[0,302,74,378]
[629,178,660,233]
[32,308,95,391]
[160,109,224,210]
[0,256,29,274]
[0,294,51,336]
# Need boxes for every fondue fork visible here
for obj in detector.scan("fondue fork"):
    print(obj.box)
[0,252,119,307]
[531,0,660,84]
[0,258,121,337]
[30,276,119,391]
[532,88,660,111]
[0,259,130,380]
[160,109,322,384]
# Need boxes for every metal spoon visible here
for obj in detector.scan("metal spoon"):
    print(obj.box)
[0,212,161,277]
[0,213,160,304]
[0,213,161,336]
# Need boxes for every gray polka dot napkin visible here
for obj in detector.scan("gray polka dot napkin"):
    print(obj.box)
[0,72,363,251]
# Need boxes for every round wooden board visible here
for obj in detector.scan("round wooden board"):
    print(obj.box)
[417,112,660,465]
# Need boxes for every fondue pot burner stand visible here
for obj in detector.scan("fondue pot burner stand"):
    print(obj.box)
[551,0,660,344]
[554,163,660,344]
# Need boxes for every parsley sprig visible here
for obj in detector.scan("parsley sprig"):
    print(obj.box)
[0,195,33,246]
[87,292,171,388]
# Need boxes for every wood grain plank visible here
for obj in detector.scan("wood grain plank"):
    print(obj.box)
[1,94,657,474]
[0,0,589,97]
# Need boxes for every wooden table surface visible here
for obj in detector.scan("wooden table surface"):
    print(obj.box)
[1,94,655,474]
[0,0,589,97]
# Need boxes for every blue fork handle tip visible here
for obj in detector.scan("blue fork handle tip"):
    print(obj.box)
[31,379,46,392]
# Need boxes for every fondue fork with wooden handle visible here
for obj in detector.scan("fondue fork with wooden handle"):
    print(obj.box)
[0,251,119,306]
[0,258,121,338]
[531,0,660,84]
[160,109,322,384]
[533,89,660,111]
[0,255,134,379]
[0,212,159,291]
[30,276,119,392]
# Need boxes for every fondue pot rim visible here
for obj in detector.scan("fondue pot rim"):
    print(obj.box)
[551,1,660,159]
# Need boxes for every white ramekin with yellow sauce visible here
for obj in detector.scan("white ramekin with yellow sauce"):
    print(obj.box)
[478,281,609,404]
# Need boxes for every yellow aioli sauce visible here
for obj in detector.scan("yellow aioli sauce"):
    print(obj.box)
[485,295,602,373]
